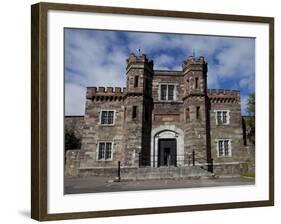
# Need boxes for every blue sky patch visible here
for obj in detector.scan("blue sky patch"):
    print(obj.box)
[64,28,255,116]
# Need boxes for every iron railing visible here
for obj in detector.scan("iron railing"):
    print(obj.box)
[138,151,213,172]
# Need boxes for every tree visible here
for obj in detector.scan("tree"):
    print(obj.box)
[65,130,81,151]
[247,93,255,116]
[246,93,255,145]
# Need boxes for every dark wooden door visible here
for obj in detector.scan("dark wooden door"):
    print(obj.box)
[158,139,177,167]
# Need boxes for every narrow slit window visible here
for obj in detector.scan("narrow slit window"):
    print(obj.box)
[134,76,139,87]
[195,77,199,89]
[186,108,190,122]
[196,106,200,120]
[132,106,137,119]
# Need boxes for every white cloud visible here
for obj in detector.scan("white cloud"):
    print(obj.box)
[215,38,255,79]
[240,95,249,115]
[65,83,86,115]
[64,29,255,115]
[207,67,220,89]
[239,78,249,89]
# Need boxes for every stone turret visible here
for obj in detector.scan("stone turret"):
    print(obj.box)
[125,53,153,96]
[182,56,212,170]
[182,56,208,98]
[123,53,154,166]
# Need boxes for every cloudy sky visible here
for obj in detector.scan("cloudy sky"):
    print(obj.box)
[64,28,255,116]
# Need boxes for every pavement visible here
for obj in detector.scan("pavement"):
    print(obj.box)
[64,176,255,194]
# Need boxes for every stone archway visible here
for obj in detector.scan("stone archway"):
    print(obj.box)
[150,125,184,167]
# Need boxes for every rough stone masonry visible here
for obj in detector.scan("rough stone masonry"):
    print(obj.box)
[65,53,255,179]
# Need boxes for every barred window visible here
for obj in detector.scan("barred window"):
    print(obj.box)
[217,111,222,124]
[101,110,115,125]
[160,85,167,100]
[217,140,231,157]
[105,142,112,160]
[98,142,112,160]
[218,140,223,157]
[224,140,229,156]
[168,85,174,100]
[98,142,105,160]
[160,84,176,101]
[216,110,229,125]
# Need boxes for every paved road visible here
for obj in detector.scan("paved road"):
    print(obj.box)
[64,176,255,194]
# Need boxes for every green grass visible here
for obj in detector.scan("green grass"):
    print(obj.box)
[241,172,255,178]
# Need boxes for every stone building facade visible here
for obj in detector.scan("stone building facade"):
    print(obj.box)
[66,53,254,177]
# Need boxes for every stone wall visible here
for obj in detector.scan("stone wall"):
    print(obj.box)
[65,116,84,141]
[79,95,125,169]
[65,150,80,176]
[208,90,249,165]
[66,54,254,178]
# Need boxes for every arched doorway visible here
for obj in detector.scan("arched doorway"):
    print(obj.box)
[158,138,177,167]
[150,126,184,167]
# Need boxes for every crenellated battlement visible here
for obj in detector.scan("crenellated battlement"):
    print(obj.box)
[207,89,240,104]
[182,56,206,72]
[86,86,126,101]
[126,53,154,70]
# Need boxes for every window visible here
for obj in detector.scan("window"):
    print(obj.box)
[160,85,167,100]
[186,108,190,122]
[160,84,176,101]
[196,106,201,120]
[100,110,115,125]
[195,77,199,89]
[168,85,174,100]
[216,110,229,125]
[97,142,112,160]
[132,106,137,119]
[124,107,127,121]
[134,76,139,87]
[217,140,231,157]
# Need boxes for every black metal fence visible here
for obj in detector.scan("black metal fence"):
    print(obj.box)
[116,151,213,182]
[138,151,213,172]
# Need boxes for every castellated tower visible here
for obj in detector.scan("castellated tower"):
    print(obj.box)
[123,53,153,167]
[182,56,212,168]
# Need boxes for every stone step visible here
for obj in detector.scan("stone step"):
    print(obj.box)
[120,166,216,181]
